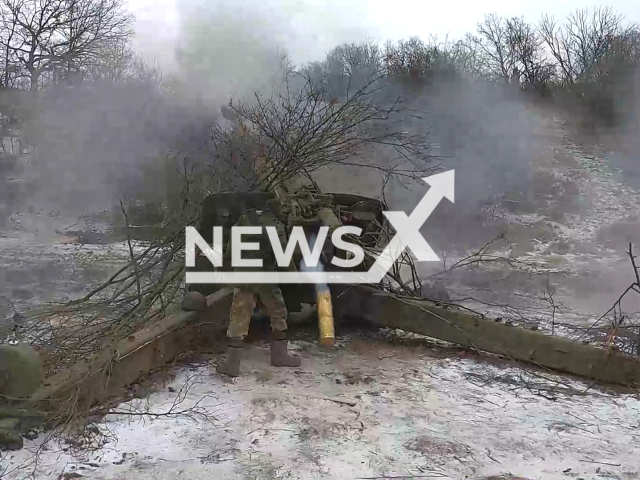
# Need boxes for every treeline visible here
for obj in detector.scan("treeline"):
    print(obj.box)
[0,0,141,90]
[0,0,168,221]
[0,0,169,140]
[0,2,636,219]
[0,0,153,160]
[0,2,637,122]
[299,7,640,127]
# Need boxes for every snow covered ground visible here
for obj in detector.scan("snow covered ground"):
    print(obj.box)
[3,334,640,480]
[0,211,148,324]
[3,108,640,479]
[411,112,640,347]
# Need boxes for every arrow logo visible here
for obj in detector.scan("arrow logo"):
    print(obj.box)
[367,170,454,283]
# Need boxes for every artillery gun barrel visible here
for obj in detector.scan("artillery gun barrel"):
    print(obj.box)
[317,207,342,235]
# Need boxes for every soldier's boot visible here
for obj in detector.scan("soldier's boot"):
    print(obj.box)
[216,338,244,377]
[270,330,301,368]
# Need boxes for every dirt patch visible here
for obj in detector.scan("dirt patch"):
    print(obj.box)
[404,435,474,463]
[596,220,640,249]
[344,337,427,361]
[500,221,558,246]
[474,477,533,480]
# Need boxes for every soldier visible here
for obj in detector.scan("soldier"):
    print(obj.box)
[216,206,301,377]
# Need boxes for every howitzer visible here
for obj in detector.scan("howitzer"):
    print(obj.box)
[255,176,342,347]
[227,104,343,346]
[186,105,387,344]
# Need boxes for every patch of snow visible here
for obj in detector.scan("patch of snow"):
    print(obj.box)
[3,339,639,480]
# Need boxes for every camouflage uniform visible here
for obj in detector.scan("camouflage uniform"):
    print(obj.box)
[216,208,301,377]
[227,286,288,339]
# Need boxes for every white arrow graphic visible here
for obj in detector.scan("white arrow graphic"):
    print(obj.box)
[185,169,455,284]
[366,169,455,283]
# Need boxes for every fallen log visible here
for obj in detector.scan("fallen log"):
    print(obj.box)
[333,285,640,387]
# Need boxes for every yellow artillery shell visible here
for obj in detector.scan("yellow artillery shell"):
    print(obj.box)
[317,290,335,347]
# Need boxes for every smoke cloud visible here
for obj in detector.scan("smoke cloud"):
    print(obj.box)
[19,0,383,217]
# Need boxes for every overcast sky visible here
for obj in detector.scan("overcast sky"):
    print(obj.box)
[127,0,640,67]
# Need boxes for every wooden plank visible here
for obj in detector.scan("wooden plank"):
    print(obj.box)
[333,285,640,387]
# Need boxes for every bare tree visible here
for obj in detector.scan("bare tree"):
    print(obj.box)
[309,41,385,99]
[425,34,474,72]
[473,13,516,83]
[81,35,132,82]
[323,41,383,77]
[297,59,326,92]
[384,36,441,77]
[0,0,133,91]
[568,7,627,81]
[0,4,20,87]
[444,33,487,78]
[539,7,631,85]
[214,72,438,191]
[58,0,134,85]
[505,16,554,88]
